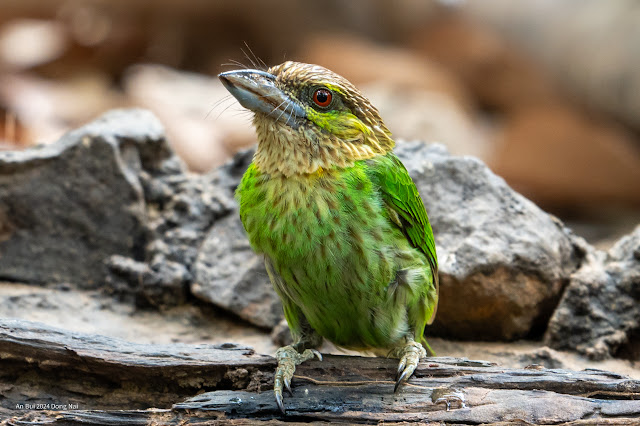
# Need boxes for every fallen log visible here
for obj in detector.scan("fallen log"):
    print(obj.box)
[1,318,638,425]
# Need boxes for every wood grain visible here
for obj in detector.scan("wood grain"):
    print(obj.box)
[1,318,638,425]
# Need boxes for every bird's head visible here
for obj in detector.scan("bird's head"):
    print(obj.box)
[219,61,394,176]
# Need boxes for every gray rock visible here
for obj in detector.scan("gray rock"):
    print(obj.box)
[0,109,165,288]
[0,109,234,310]
[271,318,293,347]
[133,170,234,307]
[192,213,283,329]
[544,225,640,360]
[396,142,585,340]
[191,148,284,329]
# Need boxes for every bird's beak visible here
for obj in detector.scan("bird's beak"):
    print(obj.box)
[218,69,306,127]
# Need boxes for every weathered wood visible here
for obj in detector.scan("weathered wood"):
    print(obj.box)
[1,318,639,425]
[0,318,275,417]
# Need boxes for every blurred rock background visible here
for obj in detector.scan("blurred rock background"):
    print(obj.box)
[0,0,638,375]
[1,0,639,243]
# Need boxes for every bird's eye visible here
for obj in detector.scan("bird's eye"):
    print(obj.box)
[312,88,332,108]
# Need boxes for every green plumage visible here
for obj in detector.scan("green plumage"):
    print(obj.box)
[219,61,438,411]
[237,152,438,352]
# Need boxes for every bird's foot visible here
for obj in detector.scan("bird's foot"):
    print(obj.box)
[392,339,426,392]
[274,345,322,414]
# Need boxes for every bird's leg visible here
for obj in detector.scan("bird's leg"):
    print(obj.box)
[390,336,426,392]
[274,332,322,414]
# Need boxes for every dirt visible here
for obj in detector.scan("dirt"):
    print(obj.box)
[0,283,272,351]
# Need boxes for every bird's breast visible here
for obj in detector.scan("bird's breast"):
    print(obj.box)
[238,165,387,266]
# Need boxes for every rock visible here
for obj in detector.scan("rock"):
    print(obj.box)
[270,318,293,348]
[395,142,585,340]
[92,110,235,308]
[0,108,234,310]
[192,149,283,329]
[0,109,164,288]
[545,226,640,360]
[192,214,282,329]
[133,168,234,307]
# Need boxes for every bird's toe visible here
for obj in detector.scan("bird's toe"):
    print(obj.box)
[393,339,426,393]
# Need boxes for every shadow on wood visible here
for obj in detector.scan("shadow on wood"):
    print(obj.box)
[1,318,639,425]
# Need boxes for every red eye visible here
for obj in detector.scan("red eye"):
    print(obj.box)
[313,88,332,108]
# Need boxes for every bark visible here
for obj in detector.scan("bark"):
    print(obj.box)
[1,318,639,425]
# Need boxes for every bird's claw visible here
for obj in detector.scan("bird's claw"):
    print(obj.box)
[284,376,293,396]
[274,345,322,414]
[394,339,426,393]
[396,358,406,379]
[309,349,323,361]
[275,388,285,414]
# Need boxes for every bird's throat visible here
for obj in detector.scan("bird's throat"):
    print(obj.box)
[252,114,387,177]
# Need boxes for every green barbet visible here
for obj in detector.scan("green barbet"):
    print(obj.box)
[219,62,438,413]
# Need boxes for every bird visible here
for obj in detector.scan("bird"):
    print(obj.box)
[219,61,438,414]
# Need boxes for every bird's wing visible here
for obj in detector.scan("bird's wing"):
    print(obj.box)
[366,152,439,324]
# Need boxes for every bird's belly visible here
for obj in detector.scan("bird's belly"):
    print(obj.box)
[288,245,412,350]
[240,173,421,349]
[265,206,412,350]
